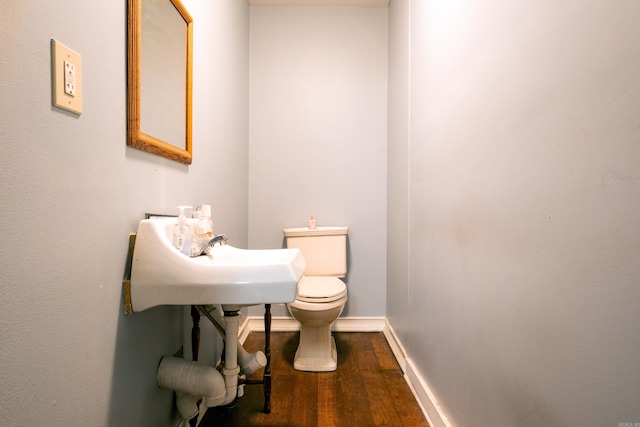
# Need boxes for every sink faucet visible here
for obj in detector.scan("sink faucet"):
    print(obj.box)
[193,234,228,257]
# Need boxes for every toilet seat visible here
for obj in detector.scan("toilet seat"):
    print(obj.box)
[296,276,347,303]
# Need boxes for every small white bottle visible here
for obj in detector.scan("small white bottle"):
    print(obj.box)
[308,215,316,230]
[192,205,213,256]
[172,206,192,256]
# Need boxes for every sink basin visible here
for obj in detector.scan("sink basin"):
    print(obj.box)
[129,218,305,312]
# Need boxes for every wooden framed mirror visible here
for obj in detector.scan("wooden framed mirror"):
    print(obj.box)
[127,0,193,165]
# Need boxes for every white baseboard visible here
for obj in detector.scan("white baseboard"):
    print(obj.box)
[239,315,452,427]
[240,316,387,336]
[381,320,408,373]
[381,320,453,427]
[404,358,453,427]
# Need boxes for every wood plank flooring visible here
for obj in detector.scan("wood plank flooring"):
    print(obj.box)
[199,332,430,427]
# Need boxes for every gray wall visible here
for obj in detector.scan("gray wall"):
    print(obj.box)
[0,1,248,426]
[387,0,640,426]
[387,0,411,341]
[248,6,389,317]
[4,1,639,426]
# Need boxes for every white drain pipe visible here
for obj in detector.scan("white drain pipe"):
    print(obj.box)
[157,356,226,407]
[199,305,267,375]
[157,310,244,419]
[220,312,240,406]
[238,345,267,376]
[175,391,201,422]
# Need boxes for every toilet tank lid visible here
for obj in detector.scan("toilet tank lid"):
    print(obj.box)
[283,226,349,237]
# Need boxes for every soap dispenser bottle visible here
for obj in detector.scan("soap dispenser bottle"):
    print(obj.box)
[192,204,213,256]
[172,206,191,256]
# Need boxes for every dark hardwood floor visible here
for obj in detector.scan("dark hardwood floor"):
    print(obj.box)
[199,331,430,427]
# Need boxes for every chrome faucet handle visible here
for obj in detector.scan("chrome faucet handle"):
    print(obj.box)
[193,234,228,257]
[212,234,228,245]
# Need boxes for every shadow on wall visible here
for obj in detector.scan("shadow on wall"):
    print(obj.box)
[107,300,183,426]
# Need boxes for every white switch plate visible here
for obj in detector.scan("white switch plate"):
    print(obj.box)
[51,39,82,115]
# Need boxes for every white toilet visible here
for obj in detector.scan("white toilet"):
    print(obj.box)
[283,226,349,372]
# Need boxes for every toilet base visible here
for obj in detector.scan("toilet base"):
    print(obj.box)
[287,295,347,372]
[294,335,337,372]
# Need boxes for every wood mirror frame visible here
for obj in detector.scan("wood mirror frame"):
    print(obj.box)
[127,0,193,165]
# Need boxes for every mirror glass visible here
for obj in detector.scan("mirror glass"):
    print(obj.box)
[127,0,193,165]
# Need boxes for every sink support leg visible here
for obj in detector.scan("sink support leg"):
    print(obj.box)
[191,305,200,361]
[263,304,272,414]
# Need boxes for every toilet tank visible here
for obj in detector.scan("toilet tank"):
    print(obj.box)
[283,226,349,277]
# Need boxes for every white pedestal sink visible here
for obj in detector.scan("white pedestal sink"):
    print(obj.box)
[128,217,305,312]
[123,217,304,419]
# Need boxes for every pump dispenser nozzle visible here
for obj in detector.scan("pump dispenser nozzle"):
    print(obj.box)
[177,206,191,220]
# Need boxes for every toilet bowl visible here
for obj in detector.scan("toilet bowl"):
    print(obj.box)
[287,275,347,371]
[283,226,349,372]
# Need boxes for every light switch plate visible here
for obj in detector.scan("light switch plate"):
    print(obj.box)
[51,39,82,115]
